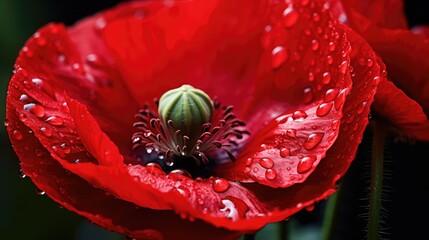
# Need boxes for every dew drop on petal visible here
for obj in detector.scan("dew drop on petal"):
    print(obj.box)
[60,143,71,154]
[265,169,277,180]
[19,94,28,102]
[339,61,348,74]
[303,132,325,150]
[323,88,339,102]
[40,127,52,137]
[213,178,230,193]
[311,39,319,51]
[12,130,23,140]
[35,188,46,196]
[271,46,288,69]
[46,116,64,126]
[303,87,313,104]
[328,42,335,51]
[282,7,299,28]
[292,110,307,121]
[259,158,274,169]
[286,128,297,138]
[297,155,316,173]
[145,162,165,175]
[334,88,348,110]
[280,148,290,157]
[175,185,190,198]
[308,72,315,82]
[24,103,45,118]
[322,72,331,84]
[18,169,26,179]
[316,102,333,117]
[357,101,367,114]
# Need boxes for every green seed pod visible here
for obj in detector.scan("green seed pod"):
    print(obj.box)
[158,85,213,148]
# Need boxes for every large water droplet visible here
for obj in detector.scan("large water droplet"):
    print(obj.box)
[169,169,192,178]
[46,116,64,126]
[322,72,331,84]
[213,178,230,193]
[328,42,335,51]
[323,88,339,102]
[271,46,288,69]
[297,155,316,173]
[35,188,46,195]
[334,88,348,110]
[220,197,248,221]
[18,169,26,179]
[265,169,277,180]
[303,87,313,104]
[23,103,45,118]
[259,158,274,169]
[19,94,28,102]
[280,148,290,157]
[282,7,299,28]
[31,78,43,88]
[145,162,165,175]
[175,185,190,198]
[292,110,307,121]
[286,129,297,138]
[303,132,325,150]
[339,61,348,74]
[316,102,333,117]
[357,101,367,114]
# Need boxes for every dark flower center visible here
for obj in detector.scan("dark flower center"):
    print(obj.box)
[132,85,249,178]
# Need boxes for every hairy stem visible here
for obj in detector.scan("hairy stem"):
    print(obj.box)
[368,121,386,240]
[322,188,341,240]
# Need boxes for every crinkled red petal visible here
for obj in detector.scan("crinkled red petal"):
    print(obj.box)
[15,22,140,155]
[5,103,240,240]
[335,0,408,29]
[239,24,380,220]
[373,59,429,141]
[217,0,352,188]
[346,12,429,123]
[99,0,269,114]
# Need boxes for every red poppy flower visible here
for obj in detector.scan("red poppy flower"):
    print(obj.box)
[328,0,429,141]
[5,1,382,239]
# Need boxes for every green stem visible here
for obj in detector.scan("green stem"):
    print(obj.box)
[280,220,289,240]
[321,189,341,240]
[368,122,386,240]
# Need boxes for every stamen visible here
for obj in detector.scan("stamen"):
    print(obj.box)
[132,98,249,170]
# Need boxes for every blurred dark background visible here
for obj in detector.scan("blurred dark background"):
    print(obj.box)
[0,0,428,239]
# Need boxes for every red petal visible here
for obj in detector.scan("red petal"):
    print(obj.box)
[218,0,352,188]
[5,108,240,240]
[239,24,381,221]
[412,25,429,38]
[373,63,429,141]
[15,22,139,154]
[335,0,408,29]
[99,0,269,112]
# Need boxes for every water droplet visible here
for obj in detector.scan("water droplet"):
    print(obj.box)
[327,55,333,65]
[312,13,320,22]
[12,130,23,140]
[308,72,315,82]
[245,157,253,166]
[60,143,71,154]
[280,148,290,157]
[306,205,315,211]
[19,169,26,178]
[36,188,46,195]
[72,63,85,75]
[165,157,174,166]
[145,162,164,175]
[197,198,204,205]
[34,34,47,46]
[282,7,299,28]
[220,197,248,221]
[259,158,274,169]
[94,17,106,30]
[40,127,53,137]
[271,46,288,69]
[244,167,251,174]
[323,88,339,102]
[213,178,230,193]
[19,94,28,102]
[31,78,43,88]
[46,116,64,126]
[339,61,348,74]
[322,72,331,84]
[373,76,381,85]
[4,119,9,127]
[357,101,367,114]
[303,87,313,104]
[18,113,28,122]
[24,103,45,117]
[334,88,348,110]
[52,145,65,158]
[297,155,316,173]
[292,110,307,121]
[331,120,339,130]
[265,169,277,180]
[175,185,190,198]
[169,169,192,178]
[316,102,333,117]
[303,132,325,150]
[311,39,319,51]
[286,128,297,138]
[328,42,335,51]
[252,167,259,173]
